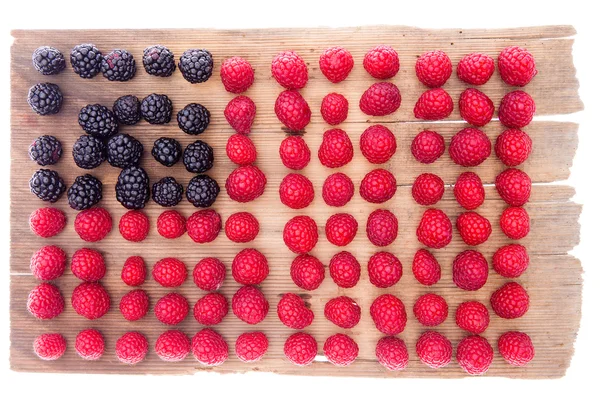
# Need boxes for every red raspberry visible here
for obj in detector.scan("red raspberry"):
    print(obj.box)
[456,211,492,246]
[329,251,361,288]
[319,46,354,83]
[457,53,495,85]
[500,206,530,239]
[321,93,348,125]
[323,333,359,366]
[152,258,187,287]
[411,130,445,164]
[366,209,398,247]
[186,209,222,243]
[27,283,64,320]
[225,212,259,243]
[495,129,532,167]
[224,95,256,134]
[498,91,536,128]
[156,210,186,239]
[412,173,445,206]
[277,293,314,329]
[376,336,409,371]
[155,330,190,362]
[495,168,531,206]
[290,254,325,290]
[325,213,358,246]
[121,256,146,286]
[368,251,402,288]
[193,257,226,291]
[318,129,353,168]
[30,245,66,281]
[279,136,311,170]
[363,45,399,79]
[455,301,490,334]
[415,50,452,88]
[370,294,407,335]
[34,333,66,361]
[155,292,189,325]
[493,244,529,278]
[412,249,441,286]
[71,282,110,319]
[232,285,269,324]
[232,248,269,285]
[416,331,452,369]
[360,124,397,164]
[29,207,66,238]
[452,250,488,291]
[359,82,401,116]
[120,289,150,321]
[74,207,112,242]
[416,208,452,249]
[274,90,311,132]
[194,292,228,325]
[413,293,448,326]
[220,56,254,93]
[226,134,257,166]
[454,172,485,210]
[491,282,529,319]
[226,165,267,203]
[414,88,453,120]
[235,332,268,363]
[284,332,317,366]
[279,173,315,209]
[75,328,104,360]
[119,210,149,242]
[322,172,354,207]
[360,168,397,203]
[449,127,492,167]
[498,331,535,366]
[116,332,148,365]
[457,335,493,375]
[271,50,308,89]
[324,296,361,329]
[71,248,106,281]
[459,88,494,127]
[192,328,228,366]
[283,215,318,254]
[498,46,537,87]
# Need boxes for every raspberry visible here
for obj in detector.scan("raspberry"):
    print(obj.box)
[155,330,190,362]
[34,333,66,361]
[118,210,149,242]
[220,56,254,93]
[498,46,537,87]
[323,333,359,366]
[156,210,186,239]
[271,50,308,89]
[226,134,257,166]
[360,125,397,164]
[74,207,112,242]
[319,46,354,83]
[283,216,319,254]
[318,129,354,168]
[274,90,311,132]
[186,209,222,243]
[498,91,536,128]
[495,168,531,206]
[30,245,66,281]
[493,244,529,278]
[29,207,66,238]
[279,136,311,170]
[366,209,398,247]
[449,128,492,167]
[415,50,452,88]
[491,282,529,319]
[71,248,106,282]
[359,82,401,116]
[414,88,453,120]
[155,292,189,325]
[412,173,445,206]
[192,328,228,366]
[412,249,441,286]
[370,294,407,335]
[411,130,445,164]
[322,172,354,207]
[416,331,453,369]
[224,95,256,134]
[329,251,361,288]
[416,208,452,249]
[277,293,314,329]
[376,336,409,371]
[455,301,490,334]
[459,88,494,127]
[121,256,146,286]
[235,332,268,362]
[360,168,397,203]
[321,93,348,125]
[456,211,492,246]
[232,285,269,324]
[193,257,226,291]
[279,173,315,209]
[324,296,361,329]
[495,129,532,167]
[453,172,485,210]
[152,258,187,287]
[284,332,317,366]
[225,212,260,243]
[232,248,269,285]
[368,251,402,288]
[120,289,150,321]
[500,206,530,239]
[75,328,104,360]
[290,254,325,290]
[226,165,267,203]
[116,332,148,365]
[498,331,535,366]
[457,53,495,85]
[457,335,493,375]
[413,293,448,326]
[363,45,399,79]
[27,283,64,319]
[452,250,488,291]
[71,282,110,319]
[325,213,358,246]
[193,292,228,325]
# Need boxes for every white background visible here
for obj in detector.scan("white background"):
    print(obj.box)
[1,1,598,398]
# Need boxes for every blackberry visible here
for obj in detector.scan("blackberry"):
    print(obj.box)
[27,83,63,115]
[68,174,103,210]
[141,93,172,124]
[152,137,181,167]
[32,46,65,75]
[143,45,175,77]
[178,49,213,83]
[177,103,210,135]
[186,175,220,207]
[73,135,106,169]
[152,177,183,207]
[115,166,150,209]
[29,169,66,203]
[29,135,62,166]
[78,104,119,138]
[101,49,136,81]
[70,44,103,79]
[183,140,214,173]
[113,95,141,125]
[107,133,143,168]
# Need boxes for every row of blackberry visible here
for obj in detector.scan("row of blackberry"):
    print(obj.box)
[72,133,143,170]
[152,175,219,208]
[29,169,103,210]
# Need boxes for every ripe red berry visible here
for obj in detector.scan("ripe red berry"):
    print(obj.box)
[193,257,226,291]
[271,50,308,89]
[29,207,66,238]
[275,90,311,132]
[192,328,228,366]
[376,336,409,371]
[457,335,494,375]
[413,293,448,326]
[412,173,445,206]
[284,332,317,366]
[491,282,530,319]
[370,294,407,335]
[415,50,452,88]
[414,88,453,120]
[319,46,354,83]
[318,128,354,168]
[232,285,269,325]
[452,250,489,291]
[277,293,314,329]
[416,331,453,369]
[449,127,492,167]
[34,333,66,360]
[495,129,533,167]
[416,208,452,249]
[224,95,256,134]
[324,296,361,329]
[279,173,315,209]
[329,251,361,288]
[456,211,492,246]
[232,248,269,285]
[455,301,490,334]
[498,331,535,366]
[493,244,529,278]
[495,168,531,206]
[235,332,268,363]
[325,213,358,246]
[27,282,64,320]
[360,82,401,116]
[283,215,318,254]
[155,330,190,362]
[360,124,397,164]
[225,212,260,243]
[498,90,536,128]
[226,165,267,203]
[116,332,148,365]
[71,248,106,282]
[322,172,354,207]
[71,282,110,320]
[363,45,399,79]
[459,88,494,127]
[411,130,445,164]
[226,134,257,166]
[155,292,189,325]
[366,209,398,247]
[74,207,112,242]
[500,206,530,239]
[290,254,325,291]
[279,136,311,170]
[453,172,485,210]
[360,168,397,203]
[75,328,104,360]
[323,333,359,366]
[119,210,149,242]
[152,258,187,287]
[186,209,222,243]
[121,256,146,286]
[321,93,349,125]
[156,210,186,239]
[120,289,150,321]
[457,53,495,85]
[30,245,66,281]
[412,249,441,286]
[498,46,537,87]
[220,56,254,93]
[368,251,402,288]
[193,292,228,325]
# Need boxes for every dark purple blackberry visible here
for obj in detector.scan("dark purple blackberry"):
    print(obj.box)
[113,95,141,125]
[152,177,183,207]
[107,133,143,168]
[152,137,181,167]
[115,166,150,209]
[143,45,175,77]
[101,49,136,81]
[177,103,210,135]
[78,104,119,138]
[141,93,172,124]
[29,135,62,166]
[178,49,213,83]
[27,83,63,115]
[68,174,103,210]
[72,135,106,169]
[70,44,103,78]
[29,169,66,203]
[32,46,65,75]
[186,175,220,207]
[183,140,214,173]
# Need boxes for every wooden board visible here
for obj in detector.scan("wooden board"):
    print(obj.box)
[10,26,583,378]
